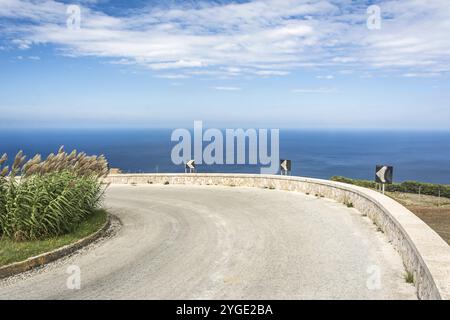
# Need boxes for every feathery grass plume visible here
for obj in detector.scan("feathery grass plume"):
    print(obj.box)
[22,154,42,177]
[0,153,7,166]
[0,154,8,177]
[67,149,77,165]
[0,166,9,177]
[0,147,109,241]
[47,153,55,161]
[10,151,26,177]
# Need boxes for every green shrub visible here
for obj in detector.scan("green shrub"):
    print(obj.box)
[404,271,414,284]
[331,176,450,199]
[0,147,108,241]
[331,176,377,189]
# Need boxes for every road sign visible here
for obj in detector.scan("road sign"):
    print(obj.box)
[375,165,393,184]
[280,159,291,175]
[185,160,195,173]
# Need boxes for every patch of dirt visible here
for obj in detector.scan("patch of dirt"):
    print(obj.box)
[387,192,450,245]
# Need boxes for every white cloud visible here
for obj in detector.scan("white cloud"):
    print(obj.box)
[12,39,32,50]
[253,70,291,76]
[155,74,189,79]
[15,55,41,61]
[402,72,439,78]
[211,86,242,91]
[292,87,337,93]
[316,75,334,79]
[1,0,450,77]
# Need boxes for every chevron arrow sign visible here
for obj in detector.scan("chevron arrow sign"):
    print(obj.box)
[185,160,195,170]
[375,165,393,184]
[280,159,291,173]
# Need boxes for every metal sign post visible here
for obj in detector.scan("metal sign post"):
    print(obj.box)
[375,165,393,195]
[280,159,292,176]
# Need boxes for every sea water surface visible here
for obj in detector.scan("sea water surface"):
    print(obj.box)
[0,129,449,184]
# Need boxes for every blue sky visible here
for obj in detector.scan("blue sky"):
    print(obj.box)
[0,0,449,129]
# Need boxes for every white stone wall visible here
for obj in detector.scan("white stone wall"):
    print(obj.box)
[104,173,450,300]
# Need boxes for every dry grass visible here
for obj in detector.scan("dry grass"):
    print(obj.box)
[387,191,450,245]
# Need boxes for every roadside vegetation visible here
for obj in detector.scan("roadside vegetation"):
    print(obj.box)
[0,209,107,267]
[331,176,450,198]
[0,147,109,241]
[404,271,415,284]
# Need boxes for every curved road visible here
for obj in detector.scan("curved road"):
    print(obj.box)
[0,184,416,299]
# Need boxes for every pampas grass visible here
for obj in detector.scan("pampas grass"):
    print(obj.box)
[0,147,109,241]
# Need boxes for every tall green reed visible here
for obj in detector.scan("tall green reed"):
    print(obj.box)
[0,147,109,241]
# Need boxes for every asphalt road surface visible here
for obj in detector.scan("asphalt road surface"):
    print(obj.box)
[0,184,417,299]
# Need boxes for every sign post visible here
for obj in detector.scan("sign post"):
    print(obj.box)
[375,165,393,195]
[280,159,291,176]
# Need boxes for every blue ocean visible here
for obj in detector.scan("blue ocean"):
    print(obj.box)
[1,129,449,184]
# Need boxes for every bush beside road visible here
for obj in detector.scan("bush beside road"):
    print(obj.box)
[331,176,450,198]
[0,147,108,241]
[0,209,107,267]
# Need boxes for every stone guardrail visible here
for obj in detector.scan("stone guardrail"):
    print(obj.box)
[104,173,450,300]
